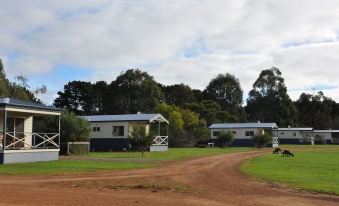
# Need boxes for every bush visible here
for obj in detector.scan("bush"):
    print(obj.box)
[60,111,91,143]
[314,134,325,145]
[251,133,272,148]
[218,131,234,148]
[128,125,154,157]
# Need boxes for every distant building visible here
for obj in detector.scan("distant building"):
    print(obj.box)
[277,128,314,144]
[208,123,278,147]
[81,113,169,152]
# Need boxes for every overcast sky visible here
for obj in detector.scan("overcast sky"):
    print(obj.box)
[1,0,339,104]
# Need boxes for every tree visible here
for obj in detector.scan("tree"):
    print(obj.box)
[168,111,184,129]
[251,133,272,148]
[295,92,335,129]
[128,125,154,157]
[60,111,91,143]
[204,73,243,112]
[218,131,234,147]
[161,84,196,106]
[104,69,163,114]
[246,67,298,127]
[0,59,9,97]
[54,81,96,115]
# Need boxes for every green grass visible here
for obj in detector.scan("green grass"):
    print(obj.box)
[89,147,254,160]
[0,160,150,175]
[241,145,339,195]
[0,147,254,175]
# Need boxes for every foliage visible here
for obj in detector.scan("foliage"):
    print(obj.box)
[314,134,325,145]
[168,111,184,129]
[242,147,339,195]
[128,125,154,157]
[251,132,272,148]
[60,111,91,142]
[218,131,234,147]
[246,67,298,127]
[161,83,196,106]
[54,81,98,115]
[184,100,239,125]
[204,73,243,111]
[295,92,336,129]
[105,69,163,114]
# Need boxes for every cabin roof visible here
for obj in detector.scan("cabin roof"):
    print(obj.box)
[278,128,313,131]
[80,113,169,124]
[0,97,63,112]
[209,122,277,129]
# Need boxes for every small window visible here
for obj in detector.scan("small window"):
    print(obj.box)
[113,126,124,136]
[232,131,236,135]
[93,127,100,132]
[280,132,284,136]
[293,132,297,137]
[246,131,254,136]
[213,131,220,137]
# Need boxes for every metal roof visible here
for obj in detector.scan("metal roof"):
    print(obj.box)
[0,97,63,112]
[81,113,169,124]
[209,122,277,129]
[314,130,339,133]
[278,128,313,131]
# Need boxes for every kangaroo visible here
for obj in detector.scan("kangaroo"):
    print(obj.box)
[282,150,294,157]
[272,147,282,154]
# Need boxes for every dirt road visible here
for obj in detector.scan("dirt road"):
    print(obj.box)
[0,151,338,206]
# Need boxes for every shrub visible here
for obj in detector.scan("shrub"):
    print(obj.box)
[128,125,154,157]
[60,111,91,143]
[251,133,272,148]
[314,134,325,145]
[218,131,234,148]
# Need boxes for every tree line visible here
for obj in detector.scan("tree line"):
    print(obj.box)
[52,67,339,146]
[1,56,338,146]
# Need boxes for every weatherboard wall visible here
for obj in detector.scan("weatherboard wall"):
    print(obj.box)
[210,128,264,140]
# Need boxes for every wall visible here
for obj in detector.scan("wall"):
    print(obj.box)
[210,128,262,139]
[90,121,129,139]
[314,132,332,140]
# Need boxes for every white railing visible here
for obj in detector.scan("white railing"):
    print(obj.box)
[1,132,60,150]
[152,136,168,146]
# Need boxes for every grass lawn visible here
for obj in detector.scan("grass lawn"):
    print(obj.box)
[0,147,254,175]
[241,145,339,195]
[89,147,254,160]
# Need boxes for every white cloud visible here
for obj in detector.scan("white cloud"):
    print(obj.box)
[1,0,339,103]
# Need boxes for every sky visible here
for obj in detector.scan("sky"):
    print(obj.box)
[1,0,339,104]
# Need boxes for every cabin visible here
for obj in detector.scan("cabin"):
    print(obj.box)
[208,122,278,147]
[81,113,169,152]
[313,130,339,144]
[277,128,314,144]
[0,98,63,164]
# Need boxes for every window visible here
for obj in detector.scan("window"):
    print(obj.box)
[280,132,284,136]
[245,131,255,136]
[213,131,220,137]
[232,131,236,135]
[293,132,297,137]
[113,126,124,136]
[93,127,100,132]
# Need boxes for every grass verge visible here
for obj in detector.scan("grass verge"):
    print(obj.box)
[0,147,254,175]
[241,145,339,195]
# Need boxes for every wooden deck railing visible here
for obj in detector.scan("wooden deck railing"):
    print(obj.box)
[152,136,168,146]
[0,132,60,150]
